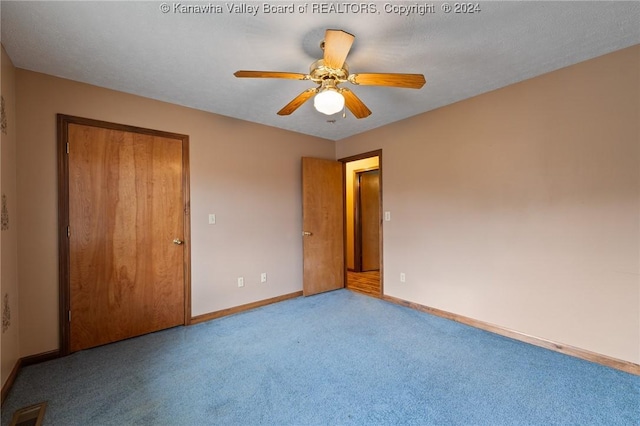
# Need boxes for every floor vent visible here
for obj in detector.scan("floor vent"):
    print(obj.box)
[9,401,47,426]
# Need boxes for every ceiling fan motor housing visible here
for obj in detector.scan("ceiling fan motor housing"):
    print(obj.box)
[309,59,349,84]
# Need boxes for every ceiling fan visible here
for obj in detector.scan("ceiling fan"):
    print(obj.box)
[234,29,426,119]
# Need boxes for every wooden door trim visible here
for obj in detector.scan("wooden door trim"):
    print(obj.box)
[338,150,383,296]
[56,114,191,356]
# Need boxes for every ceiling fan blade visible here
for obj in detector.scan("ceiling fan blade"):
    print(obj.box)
[341,88,372,119]
[277,88,318,116]
[234,70,308,80]
[323,29,355,69]
[349,73,426,89]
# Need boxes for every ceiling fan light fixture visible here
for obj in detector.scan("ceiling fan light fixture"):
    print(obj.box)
[314,88,344,115]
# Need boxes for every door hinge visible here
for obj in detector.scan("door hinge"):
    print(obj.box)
[66,142,69,154]
[67,226,70,238]
[68,311,71,322]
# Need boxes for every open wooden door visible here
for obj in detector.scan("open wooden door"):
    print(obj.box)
[301,157,344,296]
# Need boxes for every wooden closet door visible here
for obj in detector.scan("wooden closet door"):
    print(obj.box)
[68,123,185,352]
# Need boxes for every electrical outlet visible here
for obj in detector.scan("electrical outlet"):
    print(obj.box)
[261,273,267,283]
[237,277,244,287]
[400,273,406,283]
[385,211,391,221]
[208,214,216,224]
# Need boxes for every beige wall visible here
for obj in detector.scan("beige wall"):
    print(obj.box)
[1,46,20,387]
[337,45,640,364]
[345,157,379,270]
[15,70,333,356]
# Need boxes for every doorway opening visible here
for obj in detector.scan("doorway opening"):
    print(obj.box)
[340,150,382,297]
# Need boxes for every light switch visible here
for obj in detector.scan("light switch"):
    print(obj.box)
[208,214,216,225]
[384,211,391,221]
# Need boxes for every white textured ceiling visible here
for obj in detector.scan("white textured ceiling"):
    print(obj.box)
[2,1,639,140]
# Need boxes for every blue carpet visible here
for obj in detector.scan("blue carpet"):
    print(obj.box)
[2,290,639,425]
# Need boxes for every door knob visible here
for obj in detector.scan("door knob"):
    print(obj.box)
[302,231,313,236]
[173,238,184,245]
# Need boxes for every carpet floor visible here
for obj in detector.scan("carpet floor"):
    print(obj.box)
[2,289,639,425]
